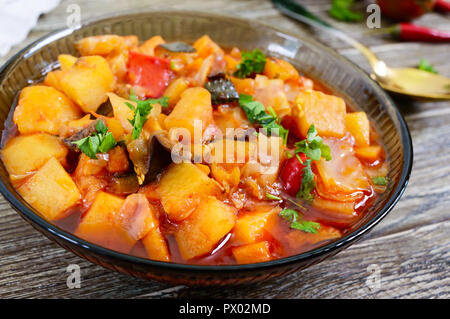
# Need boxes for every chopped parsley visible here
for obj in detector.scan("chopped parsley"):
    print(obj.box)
[329,0,363,22]
[294,124,331,201]
[72,120,117,159]
[279,208,321,234]
[265,193,282,201]
[233,49,266,78]
[372,176,388,186]
[125,90,169,139]
[238,94,289,144]
[418,58,438,74]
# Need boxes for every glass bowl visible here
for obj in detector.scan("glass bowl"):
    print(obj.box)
[0,11,412,285]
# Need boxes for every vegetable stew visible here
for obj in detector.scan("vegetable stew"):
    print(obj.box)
[0,34,389,265]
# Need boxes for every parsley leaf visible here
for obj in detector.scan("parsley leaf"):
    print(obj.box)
[233,49,266,78]
[295,124,331,161]
[371,176,388,186]
[329,0,363,22]
[279,208,321,234]
[126,90,169,139]
[238,94,289,144]
[293,125,331,201]
[418,58,438,74]
[266,193,282,201]
[72,120,117,159]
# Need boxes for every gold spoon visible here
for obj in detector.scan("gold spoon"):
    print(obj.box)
[273,0,450,100]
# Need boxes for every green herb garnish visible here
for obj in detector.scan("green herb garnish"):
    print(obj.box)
[372,176,388,186]
[279,208,321,234]
[329,0,363,22]
[295,124,331,161]
[418,58,438,74]
[293,125,331,201]
[125,90,169,139]
[72,120,117,159]
[233,49,266,78]
[266,193,282,201]
[238,94,289,144]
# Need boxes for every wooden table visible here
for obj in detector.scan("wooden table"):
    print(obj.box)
[0,0,449,299]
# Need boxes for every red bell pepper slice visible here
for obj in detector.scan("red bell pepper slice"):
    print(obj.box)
[127,51,172,98]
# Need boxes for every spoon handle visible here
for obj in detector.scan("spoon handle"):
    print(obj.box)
[272,0,380,68]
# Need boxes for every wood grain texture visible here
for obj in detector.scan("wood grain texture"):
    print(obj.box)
[0,0,449,299]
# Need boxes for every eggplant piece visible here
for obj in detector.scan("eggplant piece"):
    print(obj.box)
[158,42,196,53]
[106,174,140,195]
[62,118,105,151]
[126,133,173,185]
[204,77,239,105]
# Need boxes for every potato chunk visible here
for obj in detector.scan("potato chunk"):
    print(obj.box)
[18,157,80,220]
[354,145,383,162]
[232,241,272,264]
[13,85,81,135]
[233,205,280,245]
[263,57,299,81]
[75,191,135,253]
[157,162,221,221]
[164,87,213,140]
[345,112,370,147]
[293,90,346,138]
[175,196,237,260]
[58,54,77,70]
[75,35,125,56]
[60,56,115,113]
[2,134,68,177]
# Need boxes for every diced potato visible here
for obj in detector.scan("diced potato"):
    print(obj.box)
[232,241,272,264]
[18,157,80,220]
[122,35,139,49]
[142,229,170,262]
[105,117,125,141]
[13,85,82,135]
[75,35,125,56]
[286,225,341,249]
[107,146,129,174]
[163,78,189,107]
[107,93,134,133]
[60,56,115,113]
[175,196,237,260]
[2,134,68,177]
[263,57,299,81]
[157,162,221,221]
[254,75,291,118]
[355,145,383,162]
[210,163,240,193]
[107,51,128,82]
[293,90,346,138]
[75,191,135,253]
[164,87,213,140]
[224,54,239,72]
[138,36,165,56]
[345,112,370,147]
[230,77,255,95]
[116,194,155,241]
[44,70,64,92]
[58,54,77,70]
[233,205,280,245]
[193,35,224,58]
[315,138,370,201]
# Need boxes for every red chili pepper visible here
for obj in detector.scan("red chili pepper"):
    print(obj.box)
[435,0,450,12]
[377,0,435,21]
[280,153,307,197]
[127,51,172,98]
[389,23,450,42]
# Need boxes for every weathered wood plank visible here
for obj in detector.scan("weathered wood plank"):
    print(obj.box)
[0,0,449,299]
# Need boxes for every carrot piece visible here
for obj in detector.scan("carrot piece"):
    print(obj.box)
[355,145,383,162]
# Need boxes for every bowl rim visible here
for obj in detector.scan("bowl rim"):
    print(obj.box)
[0,10,413,272]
